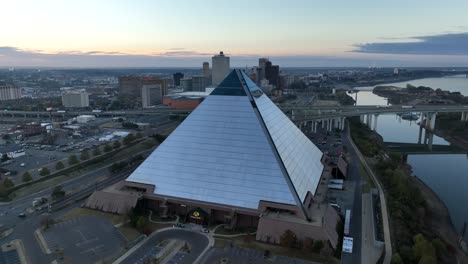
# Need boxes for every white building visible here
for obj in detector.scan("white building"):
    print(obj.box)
[142,84,163,108]
[0,84,21,101]
[76,115,96,124]
[62,89,89,108]
[211,51,230,86]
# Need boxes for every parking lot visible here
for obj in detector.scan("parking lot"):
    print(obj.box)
[121,229,209,264]
[0,128,132,183]
[41,216,125,264]
[0,249,20,264]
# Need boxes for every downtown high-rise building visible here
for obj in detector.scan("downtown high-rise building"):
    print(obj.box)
[61,89,89,108]
[118,76,168,107]
[211,51,230,86]
[0,84,21,101]
[255,58,280,89]
[173,72,184,86]
[202,62,210,78]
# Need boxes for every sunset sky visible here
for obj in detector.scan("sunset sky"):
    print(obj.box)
[1,0,468,67]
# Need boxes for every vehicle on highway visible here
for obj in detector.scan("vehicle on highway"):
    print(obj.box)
[20,163,26,167]
[344,209,351,236]
[201,228,209,233]
[173,223,185,228]
[330,203,341,213]
[17,213,26,218]
[401,105,414,109]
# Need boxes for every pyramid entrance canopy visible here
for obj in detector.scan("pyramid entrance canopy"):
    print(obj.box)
[126,70,324,210]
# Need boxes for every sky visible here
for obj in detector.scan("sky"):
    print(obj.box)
[1,0,468,67]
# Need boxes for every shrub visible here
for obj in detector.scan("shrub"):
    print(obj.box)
[80,150,90,161]
[22,172,32,182]
[92,147,101,156]
[103,144,112,152]
[55,161,65,170]
[3,178,14,188]
[39,167,50,176]
[113,140,121,149]
[68,154,79,165]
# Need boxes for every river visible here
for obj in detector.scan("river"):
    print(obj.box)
[349,75,468,239]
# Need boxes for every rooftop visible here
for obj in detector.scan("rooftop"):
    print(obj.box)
[126,70,324,210]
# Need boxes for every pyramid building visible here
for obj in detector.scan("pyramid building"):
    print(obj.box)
[124,70,340,246]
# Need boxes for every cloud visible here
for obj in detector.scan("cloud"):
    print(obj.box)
[1,46,468,67]
[156,50,212,57]
[353,32,468,55]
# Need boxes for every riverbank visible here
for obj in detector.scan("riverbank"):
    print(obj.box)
[348,117,465,263]
[352,72,458,88]
[409,176,468,263]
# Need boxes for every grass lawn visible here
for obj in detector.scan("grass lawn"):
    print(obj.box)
[118,223,142,242]
[58,207,128,226]
[215,237,339,264]
[214,226,256,235]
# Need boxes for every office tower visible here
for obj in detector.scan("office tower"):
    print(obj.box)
[180,78,193,91]
[173,72,184,86]
[142,84,165,108]
[192,75,207,92]
[202,62,210,78]
[118,76,168,107]
[265,61,280,88]
[61,89,89,107]
[211,51,230,86]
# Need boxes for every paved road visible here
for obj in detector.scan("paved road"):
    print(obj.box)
[120,229,209,264]
[340,125,362,264]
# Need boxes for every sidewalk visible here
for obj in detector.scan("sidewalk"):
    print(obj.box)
[361,193,383,264]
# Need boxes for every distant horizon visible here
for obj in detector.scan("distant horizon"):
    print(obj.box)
[1,1,468,67]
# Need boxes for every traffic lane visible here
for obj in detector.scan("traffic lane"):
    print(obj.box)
[121,229,209,264]
[341,126,362,264]
[0,147,153,228]
[0,166,109,227]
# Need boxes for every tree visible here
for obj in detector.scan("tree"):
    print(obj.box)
[312,240,324,253]
[418,255,437,264]
[3,178,14,188]
[152,134,167,143]
[413,234,436,262]
[40,214,55,229]
[123,134,136,145]
[135,216,147,232]
[302,237,314,252]
[431,238,447,257]
[40,167,50,176]
[55,161,65,170]
[51,185,65,199]
[280,229,297,248]
[92,147,101,157]
[1,153,10,162]
[22,172,32,182]
[68,154,79,165]
[80,150,90,161]
[113,140,121,149]
[391,253,403,264]
[103,143,112,152]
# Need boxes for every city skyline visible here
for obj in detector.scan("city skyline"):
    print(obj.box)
[1,0,468,67]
